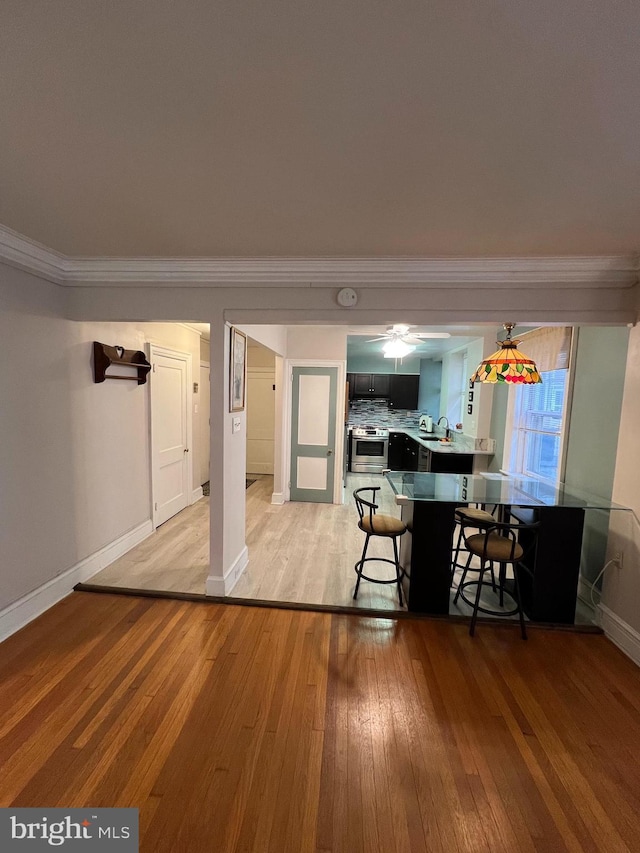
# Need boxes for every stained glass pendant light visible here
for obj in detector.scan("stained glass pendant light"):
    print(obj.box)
[471,323,542,384]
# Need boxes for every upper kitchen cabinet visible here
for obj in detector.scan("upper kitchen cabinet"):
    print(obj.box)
[350,373,391,398]
[388,375,419,410]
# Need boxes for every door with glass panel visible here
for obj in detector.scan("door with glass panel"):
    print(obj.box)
[290,366,338,503]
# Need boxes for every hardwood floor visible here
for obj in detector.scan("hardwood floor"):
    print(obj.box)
[1,592,639,852]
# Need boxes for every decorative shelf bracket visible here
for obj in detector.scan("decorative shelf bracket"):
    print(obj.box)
[93,341,151,385]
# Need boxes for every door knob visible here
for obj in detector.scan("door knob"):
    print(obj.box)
[184,448,189,453]
[327,449,333,456]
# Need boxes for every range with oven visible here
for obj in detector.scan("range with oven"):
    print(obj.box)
[349,427,389,474]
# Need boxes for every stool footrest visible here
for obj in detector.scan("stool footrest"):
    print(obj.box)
[455,579,520,618]
[354,557,405,585]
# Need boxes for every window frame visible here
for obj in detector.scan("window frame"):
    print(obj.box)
[502,330,577,485]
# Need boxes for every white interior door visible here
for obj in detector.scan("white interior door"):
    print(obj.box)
[151,347,191,526]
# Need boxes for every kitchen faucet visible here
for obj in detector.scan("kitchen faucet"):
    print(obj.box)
[437,416,451,438]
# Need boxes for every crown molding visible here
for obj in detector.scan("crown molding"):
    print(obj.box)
[0,223,637,289]
[0,224,67,284]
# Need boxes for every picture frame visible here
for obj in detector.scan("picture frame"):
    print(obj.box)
[229,327,247,412]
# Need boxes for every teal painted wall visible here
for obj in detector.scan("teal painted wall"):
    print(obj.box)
[418,359,442,415]
[346,354,421,374]
[488,384,509,473]
[564,326,630,583]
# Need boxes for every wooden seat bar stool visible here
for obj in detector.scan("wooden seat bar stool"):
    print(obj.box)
[453,515,539,638]
[353,487,407,606]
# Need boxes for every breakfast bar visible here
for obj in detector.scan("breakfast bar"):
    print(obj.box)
[386,471,630,623]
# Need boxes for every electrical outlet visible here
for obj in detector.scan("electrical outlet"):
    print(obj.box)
[614,551,624,569]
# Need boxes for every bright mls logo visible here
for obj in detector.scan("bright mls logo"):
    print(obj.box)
[0,808,138,850]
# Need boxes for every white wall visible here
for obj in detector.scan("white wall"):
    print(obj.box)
[287,326,347,359]
[0,262,201,616]
[238,324,287,356]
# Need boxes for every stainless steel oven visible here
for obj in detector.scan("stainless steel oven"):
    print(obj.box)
[350,427,389,474]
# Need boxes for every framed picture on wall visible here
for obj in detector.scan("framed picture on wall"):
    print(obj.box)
[229,327,247,412]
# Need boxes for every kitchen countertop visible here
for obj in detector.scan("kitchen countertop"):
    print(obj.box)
[393,426,495,455]
[347,425,494,455]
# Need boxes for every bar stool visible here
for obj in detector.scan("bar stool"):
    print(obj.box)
[353,487,407,606]
[451,506,497,581]
[453,515,539,638]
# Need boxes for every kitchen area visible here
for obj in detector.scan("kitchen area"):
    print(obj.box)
[345,326,496,479]
[340,324,632,631]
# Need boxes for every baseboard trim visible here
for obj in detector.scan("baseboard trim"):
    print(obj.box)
[206,546,249,597]
[0,520,154,644]
[191,486,204,503]
[597,605,640,668]
[271,492,285,506]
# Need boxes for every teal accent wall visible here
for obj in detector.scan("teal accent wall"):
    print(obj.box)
[346,354,421,374]
[418,359,442,415]
[488,384,509,473]
[563,327,630,582]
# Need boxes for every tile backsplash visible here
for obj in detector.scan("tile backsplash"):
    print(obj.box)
[348,399,422,428]
[347,398,496,453]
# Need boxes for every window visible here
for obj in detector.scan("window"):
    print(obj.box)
[507,369,569,482]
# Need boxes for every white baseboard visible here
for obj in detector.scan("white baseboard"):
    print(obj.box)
[597,605,640,668]
[206,546,249,597]
[191,486,204,503]
[271,492,285,505]
[0,519,154,644]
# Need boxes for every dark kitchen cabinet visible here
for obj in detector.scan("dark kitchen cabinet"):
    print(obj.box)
[388,432,404,470]
[390,434,474,474]
[403,436,419,471]
[388,374,419,410]
[351,373,390,397]
[430,450,473,474]
[388,433,419,471]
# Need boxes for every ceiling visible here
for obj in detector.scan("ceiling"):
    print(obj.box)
[1,2,639,258]
[347,324,493,360]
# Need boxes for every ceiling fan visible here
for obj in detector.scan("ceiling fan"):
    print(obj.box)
[365,325,451,359]
[365,324,451,345]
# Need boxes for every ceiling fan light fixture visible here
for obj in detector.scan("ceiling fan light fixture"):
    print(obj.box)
[383,339,416,359]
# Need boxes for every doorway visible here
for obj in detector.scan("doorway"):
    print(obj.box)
[149,344,193,527]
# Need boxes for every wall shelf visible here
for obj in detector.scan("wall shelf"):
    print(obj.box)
[93,341,151,385]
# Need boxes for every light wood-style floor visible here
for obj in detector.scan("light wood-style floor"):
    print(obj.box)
[89,473,409,611]
[1,592,639,852]
[89,496,210,593]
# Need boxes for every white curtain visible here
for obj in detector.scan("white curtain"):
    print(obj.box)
[517,327,572,372]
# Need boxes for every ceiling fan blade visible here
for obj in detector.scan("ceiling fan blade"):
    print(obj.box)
[364,336,387,342]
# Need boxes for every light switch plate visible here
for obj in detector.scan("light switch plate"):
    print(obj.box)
[232,416,241,433]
